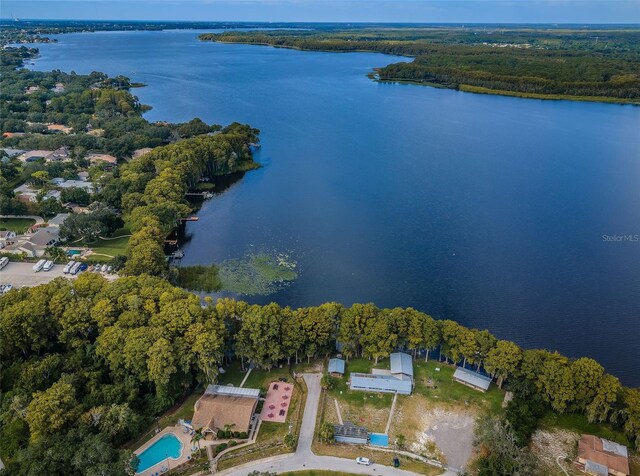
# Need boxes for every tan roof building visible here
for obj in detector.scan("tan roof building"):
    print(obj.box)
[86,153,118,165]
[47,124,72,134]
[192,385,259,435]
[577,434,629,476]
[132,147,153,160]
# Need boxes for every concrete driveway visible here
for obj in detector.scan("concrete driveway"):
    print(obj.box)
[219,373,430,476]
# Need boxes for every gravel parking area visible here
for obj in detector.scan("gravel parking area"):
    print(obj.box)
[414,407,475,472]
[0,261,73,288]
[0,261,117,289]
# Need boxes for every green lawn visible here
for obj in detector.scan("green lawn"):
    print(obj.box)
[412,360,505,415]
[88,228,131,257]
[328,358,393,409]
[218,360,247,386]
[0,218,35,233]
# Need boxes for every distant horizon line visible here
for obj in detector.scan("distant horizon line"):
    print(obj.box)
[1,18,640,26]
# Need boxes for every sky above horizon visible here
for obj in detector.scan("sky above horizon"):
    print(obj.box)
[2,0,639,24]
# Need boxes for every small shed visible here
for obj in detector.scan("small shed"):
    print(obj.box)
[390,352,414,381]
[328,358,346,377]
[334,422,369,445]
[452,367,492,392]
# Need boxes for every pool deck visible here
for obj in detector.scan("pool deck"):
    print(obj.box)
[134,426,197,476]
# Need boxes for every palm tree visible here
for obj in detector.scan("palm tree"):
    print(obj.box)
[191,428,204,451]
[223,423,236,436]
[45,246,67,263]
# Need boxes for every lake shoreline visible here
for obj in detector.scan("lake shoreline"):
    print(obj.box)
[203,36,639,106]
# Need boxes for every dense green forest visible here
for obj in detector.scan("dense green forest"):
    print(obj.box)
[1,274,639,474]
[200,27,640,103]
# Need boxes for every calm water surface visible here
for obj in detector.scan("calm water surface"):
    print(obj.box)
[32,30,640,385]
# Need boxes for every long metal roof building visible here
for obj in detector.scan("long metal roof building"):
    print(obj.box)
[452,367,492,392]
[205,384,260,398]
[350,372,412,395]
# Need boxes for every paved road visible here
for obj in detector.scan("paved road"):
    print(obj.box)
[219,373,435,476]
[0,214,44,225]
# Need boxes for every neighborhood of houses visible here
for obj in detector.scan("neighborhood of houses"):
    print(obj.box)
[1,145,118,166]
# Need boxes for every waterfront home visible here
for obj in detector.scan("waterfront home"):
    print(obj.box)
[577,434,629,476]
[192,385,260,437]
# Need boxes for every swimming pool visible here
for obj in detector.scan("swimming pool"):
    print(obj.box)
[369,433,389,447]
[136,433,183,473]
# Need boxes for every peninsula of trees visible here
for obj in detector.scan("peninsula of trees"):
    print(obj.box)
[199,26,640,103]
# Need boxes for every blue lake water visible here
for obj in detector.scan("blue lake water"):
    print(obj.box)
[31,30,640,385]
[136,433,182,473]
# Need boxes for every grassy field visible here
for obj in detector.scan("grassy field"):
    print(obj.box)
[412,360,504,414]
[0,218,35,233]
[217,360,247,386]
[87,228,131,257]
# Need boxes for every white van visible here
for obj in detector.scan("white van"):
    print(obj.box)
[63,261,74,274]
[33,259,46,272]
[0,257,9,270]
[43,260,54,271]
[70,262,82,275]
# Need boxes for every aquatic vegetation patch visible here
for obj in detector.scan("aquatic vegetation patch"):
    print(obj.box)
[174,252,297,295]
[218,252,298,295]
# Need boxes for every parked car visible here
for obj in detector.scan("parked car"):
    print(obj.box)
[79,263,88,272]
[356,457,371,466]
